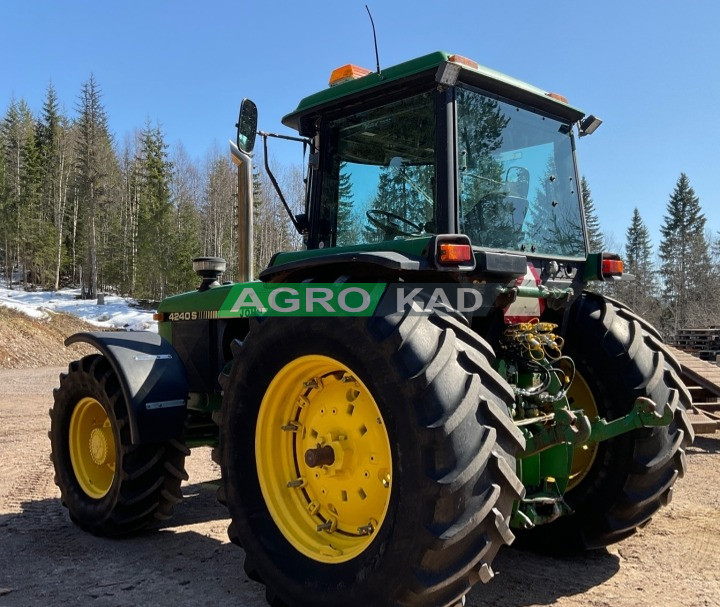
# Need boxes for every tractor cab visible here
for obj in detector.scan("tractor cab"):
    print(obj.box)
[278,52,596,273]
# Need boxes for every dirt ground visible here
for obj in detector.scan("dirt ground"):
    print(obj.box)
[1,313,719,607]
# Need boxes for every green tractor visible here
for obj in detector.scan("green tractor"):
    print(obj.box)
[49,52,693,607]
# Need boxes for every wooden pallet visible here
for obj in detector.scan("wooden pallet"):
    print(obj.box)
[672,328,720,361]
[690,403,720,435]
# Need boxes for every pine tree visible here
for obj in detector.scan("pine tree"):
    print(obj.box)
[658,173,714,334]
[0,101,22,284]
[368,165,433,242]
[38,83,73,289]
[135,121,173,300]
[581,176,604,252]
[0,99,44,287]
[336,162,360,245]
[617,208,659,325]
[75,75,115,298]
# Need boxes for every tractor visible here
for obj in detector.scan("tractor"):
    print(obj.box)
[49,52,693,607]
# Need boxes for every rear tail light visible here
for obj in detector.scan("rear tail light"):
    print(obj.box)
[439,243,472,263]
[601,253,623,278]
[434,235,475,271]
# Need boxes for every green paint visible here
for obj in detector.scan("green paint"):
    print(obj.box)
[583,252,603,281]
[158,283,235,313]
[218,283,386,317]
[589,397,673,443]
[269,235,432,267]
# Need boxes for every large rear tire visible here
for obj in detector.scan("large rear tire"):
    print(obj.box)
[221,309,525,607]
[520,292,693,551]
[50,354,188,536]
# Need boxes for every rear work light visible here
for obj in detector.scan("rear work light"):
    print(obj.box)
[329,64,372,86]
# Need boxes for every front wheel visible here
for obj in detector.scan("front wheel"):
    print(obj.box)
[221,310,525,607]
[50,354,188,535]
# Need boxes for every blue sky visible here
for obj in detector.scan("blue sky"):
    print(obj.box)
[2,0,718,250]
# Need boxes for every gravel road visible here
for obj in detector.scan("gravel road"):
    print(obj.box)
[1,365,718,607]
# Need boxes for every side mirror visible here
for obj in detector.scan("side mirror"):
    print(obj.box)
[236,99,258,153]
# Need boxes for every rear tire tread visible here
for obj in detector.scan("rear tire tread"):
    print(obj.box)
[223,308,524,607]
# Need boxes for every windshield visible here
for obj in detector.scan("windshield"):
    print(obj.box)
[457,87,585,257]
[322,91,436,247]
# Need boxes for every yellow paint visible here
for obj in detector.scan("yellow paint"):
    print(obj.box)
[256,355,392,563]
[566,372,599,491]
[69,397,116,499]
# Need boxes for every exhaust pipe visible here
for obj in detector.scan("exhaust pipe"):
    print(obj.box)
[230,140,254,283]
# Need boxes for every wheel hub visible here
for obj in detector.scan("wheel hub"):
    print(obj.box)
[304,444,336,468]
[89,427,111,465]
[256,355,392,563]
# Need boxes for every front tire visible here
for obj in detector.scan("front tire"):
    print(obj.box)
[221,310,525,607]
[50,354,188,536]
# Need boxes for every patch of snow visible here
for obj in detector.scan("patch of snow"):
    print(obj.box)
[0,285,157,333]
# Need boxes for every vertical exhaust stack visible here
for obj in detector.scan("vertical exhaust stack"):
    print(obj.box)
[230,99,258,283]
[230,144,254,282]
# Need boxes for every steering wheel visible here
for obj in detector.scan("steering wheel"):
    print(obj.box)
[366,209,424,238]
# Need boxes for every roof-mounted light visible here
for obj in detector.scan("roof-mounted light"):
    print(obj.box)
[546,92,569,104]
[448,54,479,70]
[545,93,569,103]
[329,64,372,87]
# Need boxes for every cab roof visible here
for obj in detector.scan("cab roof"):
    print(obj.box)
[282,51,585,135]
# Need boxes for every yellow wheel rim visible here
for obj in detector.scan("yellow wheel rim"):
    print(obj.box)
[69,397,117,499]
[256,355,392,564]
[566,372,599,491]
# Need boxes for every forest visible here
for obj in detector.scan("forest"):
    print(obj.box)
[0,77,301,303]
[2,76,720,341]
[582,174,720,338]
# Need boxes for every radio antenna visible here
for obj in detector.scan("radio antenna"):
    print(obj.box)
[365,5,381,75]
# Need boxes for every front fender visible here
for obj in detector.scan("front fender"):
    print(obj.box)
[65,332,188,445]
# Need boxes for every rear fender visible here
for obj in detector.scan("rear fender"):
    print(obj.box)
[65,332,188,445]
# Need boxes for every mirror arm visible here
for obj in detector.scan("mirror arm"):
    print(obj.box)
[258,130,313,146]
[262,133,304,234]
